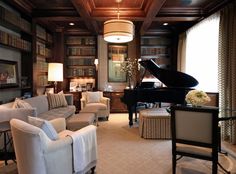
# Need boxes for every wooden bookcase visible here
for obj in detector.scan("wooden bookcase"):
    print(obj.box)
[65,36,96,78]
[0,4,33,97]
[140,36,172,69]
[33,24,53,93]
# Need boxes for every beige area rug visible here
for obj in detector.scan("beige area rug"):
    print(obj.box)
[1,113,236,174]
[96,113,236,174]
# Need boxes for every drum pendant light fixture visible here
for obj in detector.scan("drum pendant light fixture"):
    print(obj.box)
[104,0,134,43]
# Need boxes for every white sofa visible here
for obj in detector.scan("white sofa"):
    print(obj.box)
[0,94,76,123]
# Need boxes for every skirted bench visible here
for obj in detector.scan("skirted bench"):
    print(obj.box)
[139,108,171,139]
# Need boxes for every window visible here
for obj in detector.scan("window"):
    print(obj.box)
[185,14,220,92]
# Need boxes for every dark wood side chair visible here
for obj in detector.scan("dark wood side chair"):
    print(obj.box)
[170,105,230,174]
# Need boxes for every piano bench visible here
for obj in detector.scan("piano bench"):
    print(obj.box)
[139,108,171,139]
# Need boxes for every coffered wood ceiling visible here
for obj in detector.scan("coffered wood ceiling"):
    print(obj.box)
[7,0,232,35]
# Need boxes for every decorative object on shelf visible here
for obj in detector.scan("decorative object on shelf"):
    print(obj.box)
[185,89,211,106]
[103,0,134,43]
[48,63,63,93]
[120,57,138,88]
[94,58,98,71]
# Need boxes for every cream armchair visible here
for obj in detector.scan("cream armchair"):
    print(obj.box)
[10,118,97,174]
[81,91,110,120]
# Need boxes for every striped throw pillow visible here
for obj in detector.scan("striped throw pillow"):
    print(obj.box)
[47,92,68,110]
[12,98,32,109]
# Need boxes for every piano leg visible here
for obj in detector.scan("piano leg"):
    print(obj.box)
[128,106,133,127]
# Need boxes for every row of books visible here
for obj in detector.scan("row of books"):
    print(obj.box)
[141,57,171,65]
[67,67,95,77]
[67,58,94,66]
[36,57,48,73]
[141,37,171,46]
[36,25,53,43]
[141,47,170,55]
[67,47,96,56]
[108,46,127,55]
[0,6,31,33]
[0,30,31,51]
[37,75,48,86]
[66,36,95,45]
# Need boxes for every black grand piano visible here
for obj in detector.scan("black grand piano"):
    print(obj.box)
[122,59,199,126]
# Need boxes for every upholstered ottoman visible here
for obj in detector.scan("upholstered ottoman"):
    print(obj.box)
[66,113,95,131]
[139,108,171,139]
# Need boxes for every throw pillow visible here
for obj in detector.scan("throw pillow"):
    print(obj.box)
[28,116,58,140]
[87,91,101,103]
[12,98,32,109]
[47,91,68,110]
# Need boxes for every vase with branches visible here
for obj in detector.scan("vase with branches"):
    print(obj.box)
[120,58,138,88]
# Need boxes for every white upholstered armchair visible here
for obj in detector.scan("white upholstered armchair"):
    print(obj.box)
[10,118,97,174]
[80,91,110,120]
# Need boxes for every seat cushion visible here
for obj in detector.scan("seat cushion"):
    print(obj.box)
[85,103,107,110]
[38,105,76,121]
[176,143,212,157]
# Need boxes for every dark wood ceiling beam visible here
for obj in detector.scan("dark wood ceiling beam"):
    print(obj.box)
[140,0,167,35]
[154,16,200,22]
[71,0,99,34]
[32,9,78,18]
[33,16,83,22]
[158,7,203,16]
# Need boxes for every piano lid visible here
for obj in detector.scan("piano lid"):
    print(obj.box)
[139,59,199,88]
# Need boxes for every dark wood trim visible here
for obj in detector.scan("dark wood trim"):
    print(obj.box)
[140,0,167,35]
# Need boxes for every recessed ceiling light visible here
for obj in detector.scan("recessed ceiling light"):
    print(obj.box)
[69,22,75,26]
[163,23,168,26]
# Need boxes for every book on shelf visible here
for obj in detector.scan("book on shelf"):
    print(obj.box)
[66,36,95,45]
[0,30,31,51]
[36,25,46,40]
[0,6,31,33]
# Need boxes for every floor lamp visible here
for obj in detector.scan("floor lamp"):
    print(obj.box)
[48,63,63,93]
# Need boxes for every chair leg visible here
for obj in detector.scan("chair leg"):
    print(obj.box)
[172,156,176,174]
[91,166,96,174]
[212,161,218,174]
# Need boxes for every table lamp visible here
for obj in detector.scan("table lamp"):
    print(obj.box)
[48,63,63,93]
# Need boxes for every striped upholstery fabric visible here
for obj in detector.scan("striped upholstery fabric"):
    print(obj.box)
[139,108,171,139]
[47,92,68,110]
[12,98,32,109]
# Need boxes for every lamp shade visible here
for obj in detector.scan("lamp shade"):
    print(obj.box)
[104,19,134,43]
[48,63,63,82]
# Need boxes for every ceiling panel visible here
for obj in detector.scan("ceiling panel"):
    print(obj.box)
[10,0,232,34]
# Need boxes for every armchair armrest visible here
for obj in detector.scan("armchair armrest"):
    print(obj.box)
[49,118,66,133]
[0,108,37,122]
[101,97,110,106]
[45,136,73,153]
[80,98,86,109]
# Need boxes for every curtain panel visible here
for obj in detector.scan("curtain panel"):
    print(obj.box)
[218,0,236,144]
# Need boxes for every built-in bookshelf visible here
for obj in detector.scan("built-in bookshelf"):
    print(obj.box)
[140,36,172,69]
[65,36,96,78]
[33,24,53,90]
[0,3,33,98]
